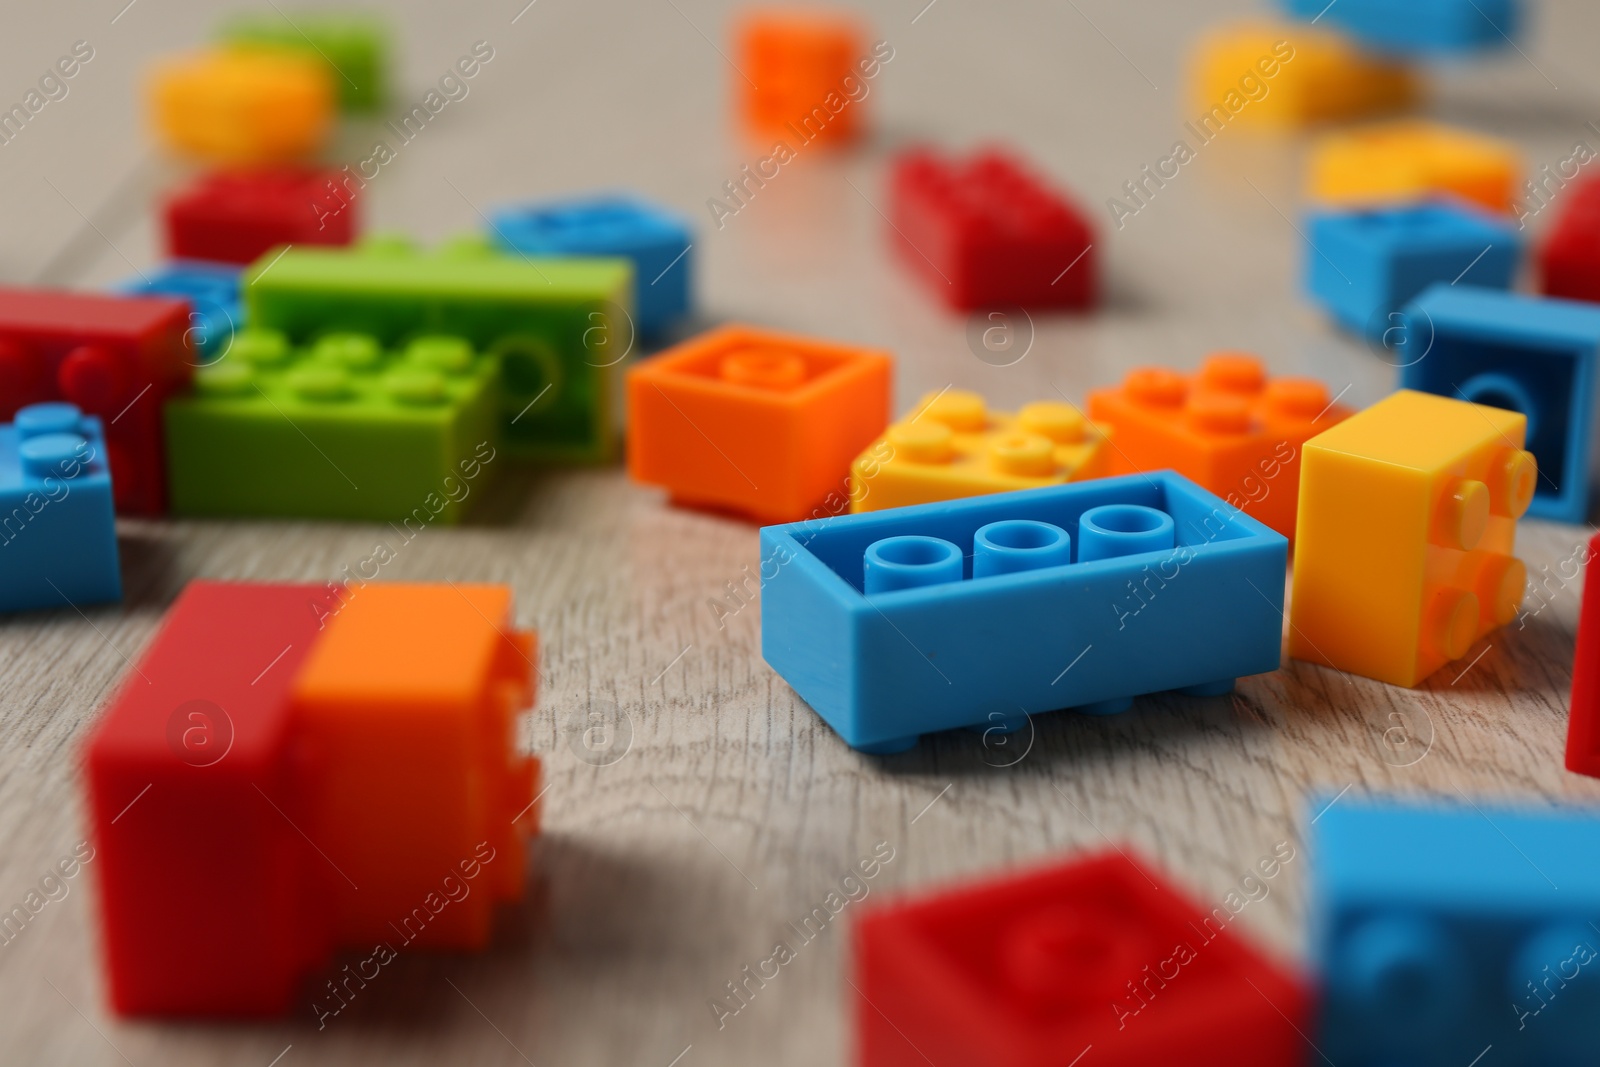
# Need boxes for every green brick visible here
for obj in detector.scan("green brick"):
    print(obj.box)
[244,239,634,462]
[217,11,389,112]
[164,329,499,523]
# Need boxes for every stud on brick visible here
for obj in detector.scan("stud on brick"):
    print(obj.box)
[850,390,1111,513]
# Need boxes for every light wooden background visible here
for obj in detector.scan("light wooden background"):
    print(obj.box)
[4,0,1600,1063]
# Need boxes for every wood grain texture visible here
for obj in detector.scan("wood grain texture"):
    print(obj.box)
[4,0,1600,1063]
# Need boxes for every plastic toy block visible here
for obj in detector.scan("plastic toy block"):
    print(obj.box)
[0,403,120,613]
[1567,532,1600,777]
[735,9,870,147]
[290,583,537,948]
[1290,390,1534,687]
[627,325,892,524]
[163,329,499,523]
[888,147,1096,312]
[0,287,194,515]
[1400,285,1600,524]
[243,239,634,462]
[148,49,334,163]
[1280,0,1520,55]
[1086,354,1352,540]
[164,168,356,265]
[848,390,1111,513]
[1312,797,1600,1067]
[855,849,1311,1067]
[760,472,1286,753]
[217,11,388,112]
[1538,176,1600,303]
[1306,200,1522,339]
[84,580,539,1017]
[1188,22,1417,131]
[117,260,242,363]
[490,193,692,340]
[1307,122,1522,213]
[86,582,331,1016]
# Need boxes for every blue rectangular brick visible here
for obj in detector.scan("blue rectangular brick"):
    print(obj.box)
[490,193,691,340]
[1312,796,1600,1067]
[117,260,243,363]
[1305,201,1521,340]
[0,402,121,613]
[1401,284,1600,523]
[1280,0,1521,55]
[759,472,1287,753]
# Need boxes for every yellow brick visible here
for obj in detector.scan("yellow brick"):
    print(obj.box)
[849,391,1111,513]
[1306,121,1522,212]
[1289,390,1535,687]
[149,49,334,163]
[1188,21,1416,132]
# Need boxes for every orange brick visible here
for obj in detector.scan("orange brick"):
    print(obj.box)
[1086,353,1352,539]
[735,9,870,146]
[627,325,892,523]
[290,583,537,949]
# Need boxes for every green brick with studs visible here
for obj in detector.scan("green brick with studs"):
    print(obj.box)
[243,237,636,463]
[163,330,500,523]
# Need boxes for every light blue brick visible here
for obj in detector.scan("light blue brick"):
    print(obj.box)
[1280,0,1521,56]
[117,260,243,363]
[759,472,1287,753]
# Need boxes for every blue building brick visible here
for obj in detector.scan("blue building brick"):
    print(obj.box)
[1312,797,1600,1067]
[1401,284,1600,524]
[759,472,1287,753]
[0,402,121,613]
[1305,201,1521,340]
[489,193,692,342]
[1280,0,1520,56]
[118,260,243,363]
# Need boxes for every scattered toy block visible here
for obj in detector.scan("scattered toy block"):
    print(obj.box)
[164,168,356,265]
[0,287,193,515]
[1566,531,1600,778]
[1290,390,1534,687]
[761,472,1286,753]
[0,403,120,613]
[1188,22,1417,130]
[855,849,1311,1067]
[888,147,1096,312]
[1537,175,1600,303]
[85,580,539,1017]
[1312,796,1600,1067]
[148,48,334,163]
[1400,285,1600,524]
[1086,353,1352,539]
[1306,200,1522,339]
[1307,122,1521,213]
[116,260,242,363]
[848,390,1112,513]
[290,583,537,948]
[86,582,330,1016]
[163,329,498,522]
[627,325,892,523]
[217,10,389,112]
[243,238,634,462]
[491,193,692,340]
[735,9,870,147]
[1279,0,1521,55]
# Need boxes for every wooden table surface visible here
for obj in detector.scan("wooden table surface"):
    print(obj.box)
[5,0,1600,1063]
